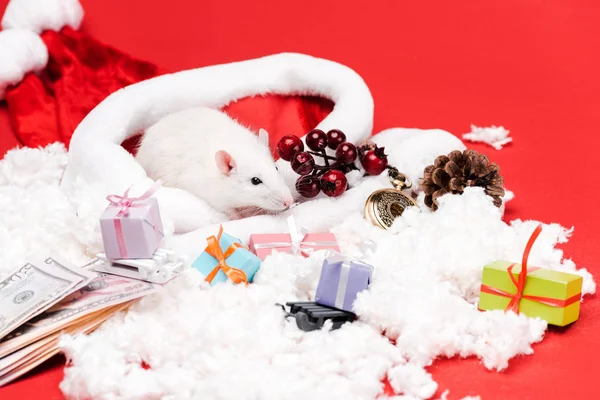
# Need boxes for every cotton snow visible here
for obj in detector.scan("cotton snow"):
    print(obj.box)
[0,143,594,400]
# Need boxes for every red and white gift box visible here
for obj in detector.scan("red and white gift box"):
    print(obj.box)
[248,216,340,260]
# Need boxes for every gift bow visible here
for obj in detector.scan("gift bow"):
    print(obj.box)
[106,181,161,217]
[105,182,162,259]
[480,224,581,313]
[204,226,248,285]
[287,215,310,256]
[252,216,337,257]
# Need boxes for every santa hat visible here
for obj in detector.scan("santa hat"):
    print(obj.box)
[0,0,167,149]
[0,0,375,233]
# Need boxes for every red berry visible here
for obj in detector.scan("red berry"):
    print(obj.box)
[291,152,315,175]
[296,176,321,198]
[320,169,348,197]
[277,135,304,161]
[335,142,357,163]
[326,130,346,150]
[361,148,388,175]
[305,129,328,151]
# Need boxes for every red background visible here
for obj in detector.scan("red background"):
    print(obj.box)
[1,0,599,398]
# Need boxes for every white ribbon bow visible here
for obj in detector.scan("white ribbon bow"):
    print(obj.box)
[287,215,309,256]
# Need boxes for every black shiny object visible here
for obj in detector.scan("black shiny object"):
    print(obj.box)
[277,302,356,332]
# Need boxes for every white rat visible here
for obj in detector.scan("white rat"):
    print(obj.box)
[135,106,294,220]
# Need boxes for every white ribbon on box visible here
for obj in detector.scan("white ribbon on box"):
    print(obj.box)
[322,252,374,310]
[252,216,338,257]
[335,259,353,309]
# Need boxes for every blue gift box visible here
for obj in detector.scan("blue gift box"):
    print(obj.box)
[192,228,261,286]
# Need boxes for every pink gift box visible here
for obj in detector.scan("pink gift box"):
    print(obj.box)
[248,232,340,260]
[100,193,164,260]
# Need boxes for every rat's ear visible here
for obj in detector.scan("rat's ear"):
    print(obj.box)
[258,128,269,147]
[215,150,236,175]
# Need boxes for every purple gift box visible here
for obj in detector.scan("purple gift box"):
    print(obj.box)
[100,192,164,260]
[315,253,373,313]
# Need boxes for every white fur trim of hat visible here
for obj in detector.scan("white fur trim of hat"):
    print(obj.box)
[0,0,83,99]
[0,28,47,99]
[1,0,83,33]
[60,52,375,233]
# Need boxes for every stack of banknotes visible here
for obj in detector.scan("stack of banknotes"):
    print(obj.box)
[0,257,159,386]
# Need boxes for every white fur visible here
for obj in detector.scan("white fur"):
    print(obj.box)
[60,52,374,233]
[1,0,83,33]
[165,127,470,261]
[136,107,293,217]
[0,0,82,100]
[0,28,48,100]
[0,131,595,399]
[370,128,467,191]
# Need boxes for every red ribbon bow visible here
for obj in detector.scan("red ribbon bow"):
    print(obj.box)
[480,224,581,313]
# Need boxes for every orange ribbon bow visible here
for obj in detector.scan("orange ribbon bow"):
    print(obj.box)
[480,223,581,313]
[204,226,249,285]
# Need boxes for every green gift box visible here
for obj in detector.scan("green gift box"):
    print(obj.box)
[479,261,583,326]
[478,224,583,327]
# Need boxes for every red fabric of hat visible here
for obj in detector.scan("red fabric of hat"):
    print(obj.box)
[5,26,165,149]
[0,0,333,156]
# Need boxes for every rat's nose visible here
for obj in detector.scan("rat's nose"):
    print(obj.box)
[283,197,294,208]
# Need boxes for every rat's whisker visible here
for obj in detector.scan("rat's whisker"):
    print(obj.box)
[248,206,267,217]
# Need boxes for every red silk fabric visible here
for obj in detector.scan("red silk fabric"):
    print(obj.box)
[5,27,165,149]
[2,27,333,154]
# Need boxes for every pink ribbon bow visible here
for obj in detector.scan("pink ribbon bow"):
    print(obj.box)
[106,183,159,217]
[106,182,162,259]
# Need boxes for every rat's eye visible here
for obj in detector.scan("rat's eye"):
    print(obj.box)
[251,177,263,185]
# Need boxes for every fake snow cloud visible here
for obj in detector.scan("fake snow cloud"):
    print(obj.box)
[0,143,594,400]
[59,188,594,400]
[462,125,512,150]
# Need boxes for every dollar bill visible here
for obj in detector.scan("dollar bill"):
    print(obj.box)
[0,309,103,373]
[0,258,159,386]
[0,259,158,359]
[0,302,131,387]
[0,303,130,375]
[40,257,96,291]
[0,258,93,341]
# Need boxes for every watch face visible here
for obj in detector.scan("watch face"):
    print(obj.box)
[364,189,418,229]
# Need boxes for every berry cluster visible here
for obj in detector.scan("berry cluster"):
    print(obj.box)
[277,129,389,198]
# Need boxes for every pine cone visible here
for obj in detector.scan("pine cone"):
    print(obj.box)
[420,149,505,210]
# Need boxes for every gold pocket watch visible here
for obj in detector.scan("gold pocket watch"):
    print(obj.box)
[364,167,419,229]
